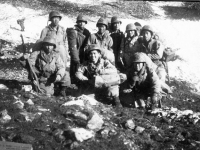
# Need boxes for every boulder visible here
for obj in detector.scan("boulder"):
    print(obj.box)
[87,112,104,131]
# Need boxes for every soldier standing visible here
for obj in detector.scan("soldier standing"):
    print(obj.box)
[67,14,90,83]
[119,23,139,68]
[87,17,115,64]
[110,16,124,70]
[40,11,69,68]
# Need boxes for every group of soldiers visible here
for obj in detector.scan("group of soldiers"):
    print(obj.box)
[20,11,171,110]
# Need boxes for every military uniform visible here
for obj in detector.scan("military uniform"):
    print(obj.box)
[21,50,70,95]
[40,25,68,67]
[124,52,162,108]
[120,35,139,67]
[67,24,90,83]
[138,38,166,82]
[20,36,71,96]
[138,25,166,82]
[76,58,119,97]
[87,32,113,52]
[75,44,122,107]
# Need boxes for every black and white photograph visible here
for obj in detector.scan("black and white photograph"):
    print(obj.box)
[0,0,200,149]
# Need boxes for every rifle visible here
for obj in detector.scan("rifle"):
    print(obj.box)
[20,34,43,93]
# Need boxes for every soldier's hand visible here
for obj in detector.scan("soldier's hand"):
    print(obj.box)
[119,73,127,83]
[55,75,62,82]
[33,80,37,85]
[123,89,132,93]
[81,76,88,81]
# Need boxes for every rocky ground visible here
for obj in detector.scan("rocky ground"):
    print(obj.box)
[1,0,200,150]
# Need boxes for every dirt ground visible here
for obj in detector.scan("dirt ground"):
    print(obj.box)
[1,1,200,150]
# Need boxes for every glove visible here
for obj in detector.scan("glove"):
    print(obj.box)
[55,75,62,82]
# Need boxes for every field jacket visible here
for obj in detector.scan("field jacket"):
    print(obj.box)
[76,58,117,80]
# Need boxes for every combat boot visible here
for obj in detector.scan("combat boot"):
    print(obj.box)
[60,86,67,97]
[114,97,122,108]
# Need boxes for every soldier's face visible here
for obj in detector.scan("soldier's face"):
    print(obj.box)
[43,43,54,54]
[97,24,106,34]
[77,21,86,29]
[89,50,101,63]
[143,30,152,42]
[127,30,136,37]
[51,16,60,26]
[113,22,121,30]
[133,62,143,72]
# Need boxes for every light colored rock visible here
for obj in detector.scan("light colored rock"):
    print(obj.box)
[20,111,41,122]
[125,119,135,130]
[26,99,34,105]
[0,84,8,90]
[81,95,99,106]
[0,109,11,124]
[62,100,84,107]
[87,112,104,131]
[134,126,145,133]
[22,85,32,92]
[71,128,94,142]
[13,100,24,109]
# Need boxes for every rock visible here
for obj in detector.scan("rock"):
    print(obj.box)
[26,99,34,105]
[20,134,35,144]
[13,100,24,109]
[20,111,41,122]
[62,100,84,107]
[71,128,94,142]
[87,112,104,131]
[53,129,65,142]
[125,119,135,130]
[81,95,99,106]
[36,106,50,112]
[109,129,117,136]
[73,111,88,121]
[23,93,34,99]
[0,109,11,124]
[134,126,145,133]
[101,128,110,138]
[0,84,8,90]
[22,85,32,92]
[70,141,80,149]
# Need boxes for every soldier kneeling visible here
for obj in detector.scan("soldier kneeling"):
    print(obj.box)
[75,44,125,108]
[20,36,71,96]
[124,52,162,110]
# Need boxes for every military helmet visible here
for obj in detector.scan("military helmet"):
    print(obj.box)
[126,23,136,31]
[134,22,142,27]
[141,25,154,35]
[49,11,62,21]
[132,53,146,63]
[96,17,108,29]
[111,16,122,24]
[76,14,87,24]
[42,36,56,48]
[86,44,102,55]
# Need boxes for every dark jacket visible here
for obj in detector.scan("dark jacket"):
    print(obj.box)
[110,29,124,61]
[67,25,90,64]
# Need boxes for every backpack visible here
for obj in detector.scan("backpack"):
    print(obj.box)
[161,47,177,62]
